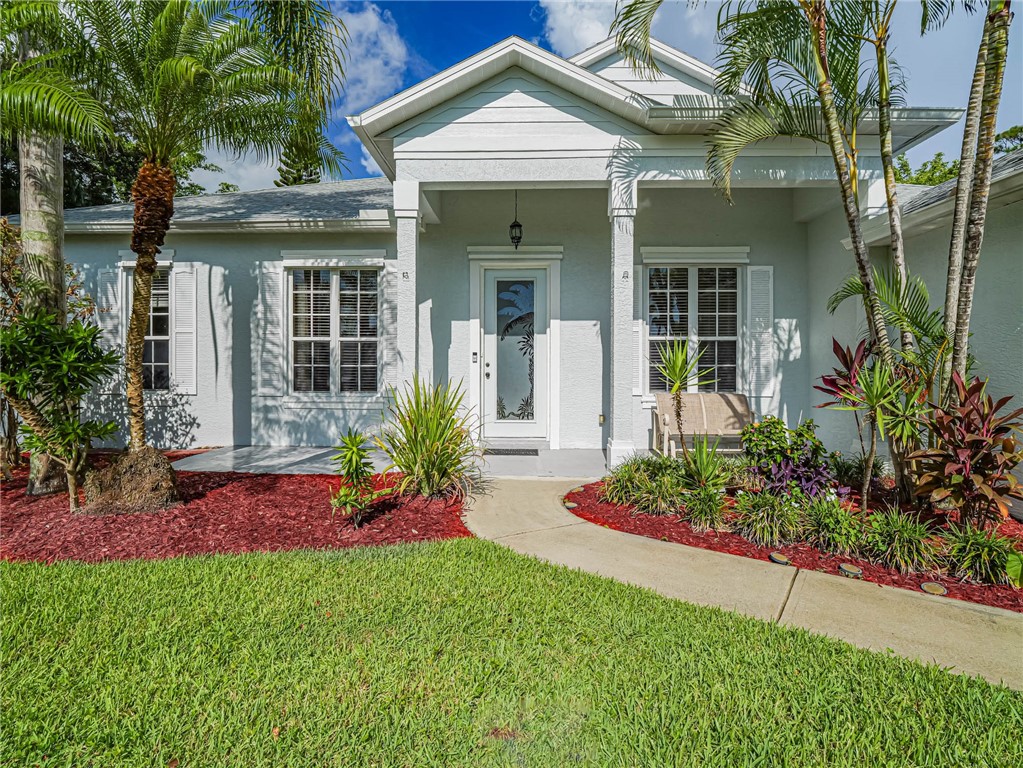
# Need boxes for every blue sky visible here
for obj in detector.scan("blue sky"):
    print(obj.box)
[195,1,1023,190]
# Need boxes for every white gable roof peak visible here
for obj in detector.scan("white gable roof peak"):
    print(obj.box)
[348,35,654,178]
[569,37,739,95]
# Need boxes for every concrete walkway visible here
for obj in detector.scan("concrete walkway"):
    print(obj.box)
[464,478,1023,690]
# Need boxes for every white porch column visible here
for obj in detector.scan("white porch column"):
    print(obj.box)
[394,179,420,385]
[607,189,637,468]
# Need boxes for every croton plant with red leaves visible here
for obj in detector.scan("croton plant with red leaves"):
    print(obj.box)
[910,373,1023,528]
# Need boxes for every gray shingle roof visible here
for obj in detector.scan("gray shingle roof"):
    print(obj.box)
[59,176,393,226]
[902,149,1023,216]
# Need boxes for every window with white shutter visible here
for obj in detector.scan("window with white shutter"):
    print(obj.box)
[647,265,740,393]
[289,267,380,395]
[143,268,171,391]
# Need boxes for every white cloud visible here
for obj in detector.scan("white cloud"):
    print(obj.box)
[537,0,718,61]
[335,1,409,116]
[537,1,616,57]
[188,151,278,193]
[359,145,383,176]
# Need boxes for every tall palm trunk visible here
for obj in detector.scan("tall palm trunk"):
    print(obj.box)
[943,27,988,404]
[18,31,68,496]
[808,1,892,363]
[951,1,1012,385]
[875,45,912,352]
[125,160,175,450]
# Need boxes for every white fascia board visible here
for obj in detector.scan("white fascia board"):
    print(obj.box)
[65,215,395,235]
[351,36,651,142]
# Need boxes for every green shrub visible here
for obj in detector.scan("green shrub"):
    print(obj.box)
[863,507,938,574]
[685,487,727,531]
[943,524,1017,585]
[802,496,862,555]
[377,377,481,499]
[733,492,802,547]
[829,452,885,490]
[681,436,728,491]
[330,429,387,527]
[601,453,685,510]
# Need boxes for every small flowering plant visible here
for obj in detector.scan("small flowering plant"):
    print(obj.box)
[740,416,832,497]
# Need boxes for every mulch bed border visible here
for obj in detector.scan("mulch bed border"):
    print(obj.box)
[1,455,470,564]
[563,482,1023,614]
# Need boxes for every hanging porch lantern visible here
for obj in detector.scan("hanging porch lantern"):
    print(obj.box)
[509,189,523,249]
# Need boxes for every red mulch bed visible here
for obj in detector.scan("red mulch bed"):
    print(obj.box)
[564,482,1023,614]
[1,456,469,564]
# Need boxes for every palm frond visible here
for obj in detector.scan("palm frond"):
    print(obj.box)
[0,63,112,144]
[611,0,666,74]
[706,94,824,200]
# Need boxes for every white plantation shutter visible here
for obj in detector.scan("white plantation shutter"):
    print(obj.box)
[171,264,197,395]
[747,265,775,410]
[96,268,122,394]
[257,262,285,396]
[379,260,399,392]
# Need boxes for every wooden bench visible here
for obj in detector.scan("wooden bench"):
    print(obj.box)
[652,392,754,456]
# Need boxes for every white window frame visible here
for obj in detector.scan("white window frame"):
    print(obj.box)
[118,250,176,394]
[640,249,749,397]
[284,256,385,399]
[143,267,172,391]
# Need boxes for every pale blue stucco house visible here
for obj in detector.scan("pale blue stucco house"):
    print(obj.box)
[59,37,1020,467]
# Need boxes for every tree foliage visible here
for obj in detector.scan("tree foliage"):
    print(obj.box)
[894,151,959,186]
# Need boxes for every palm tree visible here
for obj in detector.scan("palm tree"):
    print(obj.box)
[65,0,344,451]
[949,0,1013,396]
[614,0,894,362]
[1,0,112,493]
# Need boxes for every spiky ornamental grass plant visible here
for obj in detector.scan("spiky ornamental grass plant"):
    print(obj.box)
[684,486,728,532]
[942,523,1017,585]
[734,491,803,548]
[377,377,482,500]
[802,495,862,556]
[654,338,715,459]
[601,454,687,513]
[863,506,939,574]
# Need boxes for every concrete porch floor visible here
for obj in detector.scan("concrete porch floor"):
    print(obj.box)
[171,445,608,479]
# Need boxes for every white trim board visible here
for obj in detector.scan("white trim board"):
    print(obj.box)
[467,245,564,259]
[641,246,750,264]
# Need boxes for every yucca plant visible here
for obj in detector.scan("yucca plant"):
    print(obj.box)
[684,486,728,532]
[733,492,802,548]
[655,338,715,460]
[329,429,386,527]
[631,472,687,516]
[681,435,728,492]
[942,523,1017,585]
[377,377,481,500]
[863,506,938,574]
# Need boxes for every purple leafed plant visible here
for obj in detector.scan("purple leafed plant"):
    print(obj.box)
[762,449,834,498]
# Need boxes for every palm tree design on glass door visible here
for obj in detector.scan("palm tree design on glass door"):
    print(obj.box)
[495,281,534,421]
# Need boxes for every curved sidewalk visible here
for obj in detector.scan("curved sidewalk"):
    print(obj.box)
[463,478,1023,690]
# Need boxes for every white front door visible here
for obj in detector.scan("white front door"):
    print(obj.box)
[482,268,548,440]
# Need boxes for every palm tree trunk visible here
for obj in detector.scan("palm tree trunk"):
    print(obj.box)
[875,45,912,352]
[807,1,891,363]
[943,26,988,404]
[862,415,877,515]
[125,160,176,450]
[951,1,1012,384]
[17,30,68,496]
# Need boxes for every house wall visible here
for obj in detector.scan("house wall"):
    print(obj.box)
[585,53,716,105]
[632,187,814,451]
[903,199,1023,403]
[68,229,395,449]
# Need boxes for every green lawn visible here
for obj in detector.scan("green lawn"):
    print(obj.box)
[3,540,1021,767]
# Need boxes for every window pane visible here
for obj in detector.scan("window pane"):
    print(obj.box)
[313,367,330,392]
[340,316,358,337]
[294,367,312,392]
[669,268,688,290]
[649,314,667,337]
[339,294,358,314]
[698,315,717,336]
[698,291,716,314]
[360,293,378,315]
[151,314,169,337]
[312,315,331,337]
[719,268,738,289]
[312,341,330,366]
[359,270,377,291]
[312,269,330,288]
[360,341,377,365]
[153,340,169,364]
[719,291,738,314]
[152,365,171,390]
[339,270,359,292]
[649,268,667,290]
[719,315,738,336]
[649,293,668,314]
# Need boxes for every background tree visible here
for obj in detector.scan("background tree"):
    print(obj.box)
[893,151,960,185]
[993,124,1023,154]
